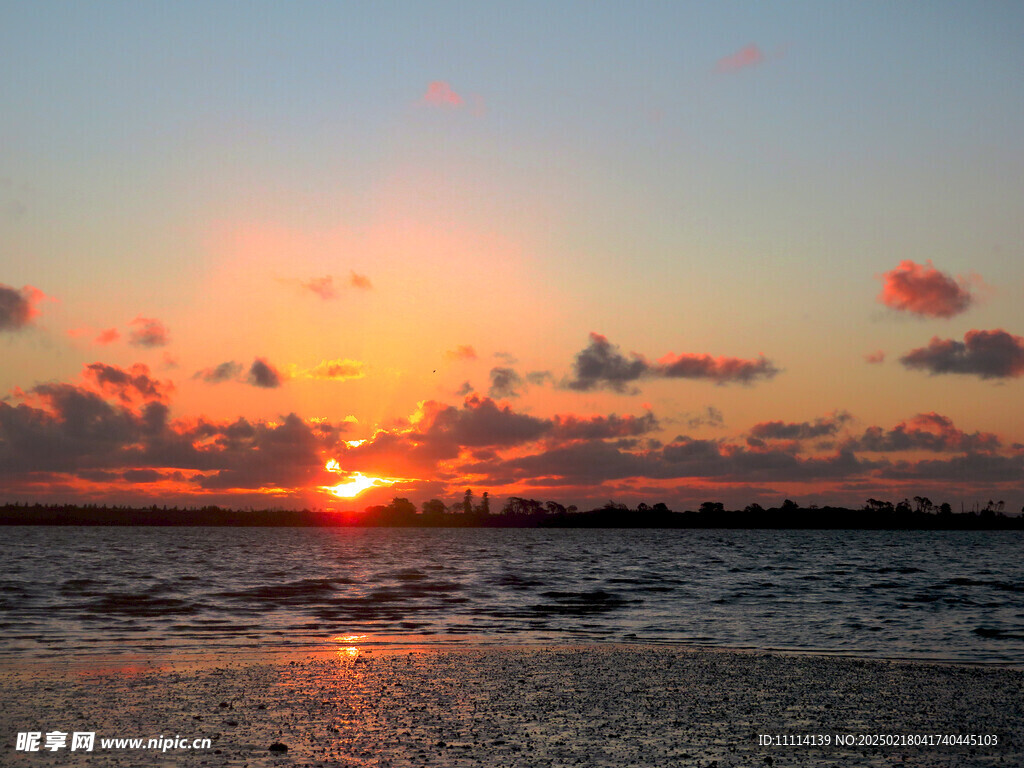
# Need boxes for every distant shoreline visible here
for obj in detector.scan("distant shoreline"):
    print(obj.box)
[2,502,1022,529]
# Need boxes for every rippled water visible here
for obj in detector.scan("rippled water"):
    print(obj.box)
[1,527,1022,664]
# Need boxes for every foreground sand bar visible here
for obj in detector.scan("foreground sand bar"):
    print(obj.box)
[2,645,1023,766]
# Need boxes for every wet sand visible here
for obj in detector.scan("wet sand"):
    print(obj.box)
[2,645,1023,767]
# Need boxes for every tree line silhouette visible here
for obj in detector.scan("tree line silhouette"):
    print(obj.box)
[1,492,1022,529]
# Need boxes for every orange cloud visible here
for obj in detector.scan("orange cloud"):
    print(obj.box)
[877,260,975,318]
[96,328,120,345]
[348,271,372,290]
[864,350,885,364]
[300,358,365,381]
[446,345,477,361]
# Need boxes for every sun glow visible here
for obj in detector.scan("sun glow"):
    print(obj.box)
[321,460,402,499]
[324,472,387,498]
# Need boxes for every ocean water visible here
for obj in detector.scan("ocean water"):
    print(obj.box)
[1,526,1022,664]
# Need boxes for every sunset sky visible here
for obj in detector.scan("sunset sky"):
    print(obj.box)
[2,2,1023,513]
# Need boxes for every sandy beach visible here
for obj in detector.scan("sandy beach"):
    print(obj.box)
[2,645,1022,767]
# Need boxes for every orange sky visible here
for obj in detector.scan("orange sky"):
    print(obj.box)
[2,4,1024,513]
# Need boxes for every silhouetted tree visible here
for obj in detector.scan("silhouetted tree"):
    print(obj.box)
[479,491,490,515]
[422,499,447,516]
[865,498,894,513]
[462,489,474,515]
[699,501,725,515]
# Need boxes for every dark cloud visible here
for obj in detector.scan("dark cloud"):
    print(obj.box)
[247,358,283,388]
[687,406,724,429]
[84,362,172,405]
[0,367,344,493]
[455,381,473,396]
[193,413,326,490]
[526,370,553,386]
[0,284,44,331]
[470,436,879,487]
[750,412,851,441]
[850,413,1001,453]
[565,333,779,391]
[419,395,550,449]
[128,316,170,347]
[877,260,974,319]
[488,367,524,398]
[656,353,779,385]
[551,412,660,440]
[900,329,1024,379]
[878,453,1024,482]
[340,397,663,479]
[122,468,162,483]
[565,333,649,392]
[194,361,243,384]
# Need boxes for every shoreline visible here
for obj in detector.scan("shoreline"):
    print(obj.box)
[3,644,1023,766]
[4,637,1024,673]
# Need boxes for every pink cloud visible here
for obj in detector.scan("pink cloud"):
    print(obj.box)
[716,44,765,73]
[301,275,338,300]
[299,272,371,299]
[422,81,463,107]
[877,260,974,318]
[864,350,885,364]
[95,328,120,345]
